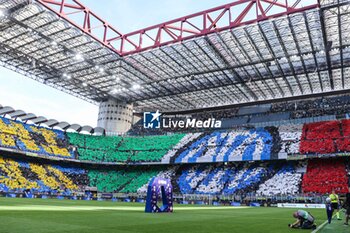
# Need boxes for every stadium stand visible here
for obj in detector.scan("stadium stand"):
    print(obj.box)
[0,156,39,191]
[175,163,274,195]
[174,128,277,163]
[1,154,349,197]
[127,95,350,135]
[278,124,303,156]
[120,169,160,193]
[222,163,274,195]
[0,117,73,158]
[4,116,350,164]
[161,133,203,163]
[174,159,350,196]
[0,156,86,194]
[177,165,211,194]
[302,159,349,194]
[299,119,350,154]
[87,168,161,193]
[249,112,290,124]
[256,162,305,196]
[137,167,177,194]
[68,133,185,162]
[195,165,231,195]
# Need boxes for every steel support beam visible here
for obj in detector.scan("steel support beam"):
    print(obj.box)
[35,0,319,56]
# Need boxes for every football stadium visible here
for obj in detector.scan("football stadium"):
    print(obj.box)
[0,0,350,232]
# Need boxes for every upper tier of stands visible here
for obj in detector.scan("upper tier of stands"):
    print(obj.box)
[128,94,350,135]
[68,133,185,162]
[300,119,350,154]
[0,116,73,158]
[2,115,350,163]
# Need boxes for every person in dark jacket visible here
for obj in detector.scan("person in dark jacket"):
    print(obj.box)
[344,187,350,226]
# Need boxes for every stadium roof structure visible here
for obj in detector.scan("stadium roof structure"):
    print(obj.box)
[0,0,349,112]
[0,104,105,134]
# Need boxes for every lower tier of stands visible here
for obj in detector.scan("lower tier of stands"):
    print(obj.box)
[0,156,88,195]
[0,155,348,196]
[302,159,349,194]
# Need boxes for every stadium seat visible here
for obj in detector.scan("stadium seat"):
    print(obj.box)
[68,132,185,163]
[278,124,303,156]
[0,117,73,158]
[257,163,304,196]
[299,120,350,155]
[223,164,271,195]
[176,163,274,195]
[137,167,177,194]
[195,166,230,194]
[0,157,38,190]
[0,156,86,194]
[175,128,274,163]
[177,165,211,194]
[302,159,348,194]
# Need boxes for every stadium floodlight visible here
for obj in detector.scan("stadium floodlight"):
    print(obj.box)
[280,57,287,62]
[111,88,121,94]
[94,65,104,73]
[0,9,6,18]
[50,40,58,47]
[132,84,141,90]
[74,53,84,61]
[112,75,120,81]
[62,73,71,80]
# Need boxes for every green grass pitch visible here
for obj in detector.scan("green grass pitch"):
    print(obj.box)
[0,197,346,233]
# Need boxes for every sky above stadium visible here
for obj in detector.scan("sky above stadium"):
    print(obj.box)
[0,0,231,127]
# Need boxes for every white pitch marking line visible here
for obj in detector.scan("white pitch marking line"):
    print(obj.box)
[311,219,328,233]
[0,205,249,211]
[311,214,337,233]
